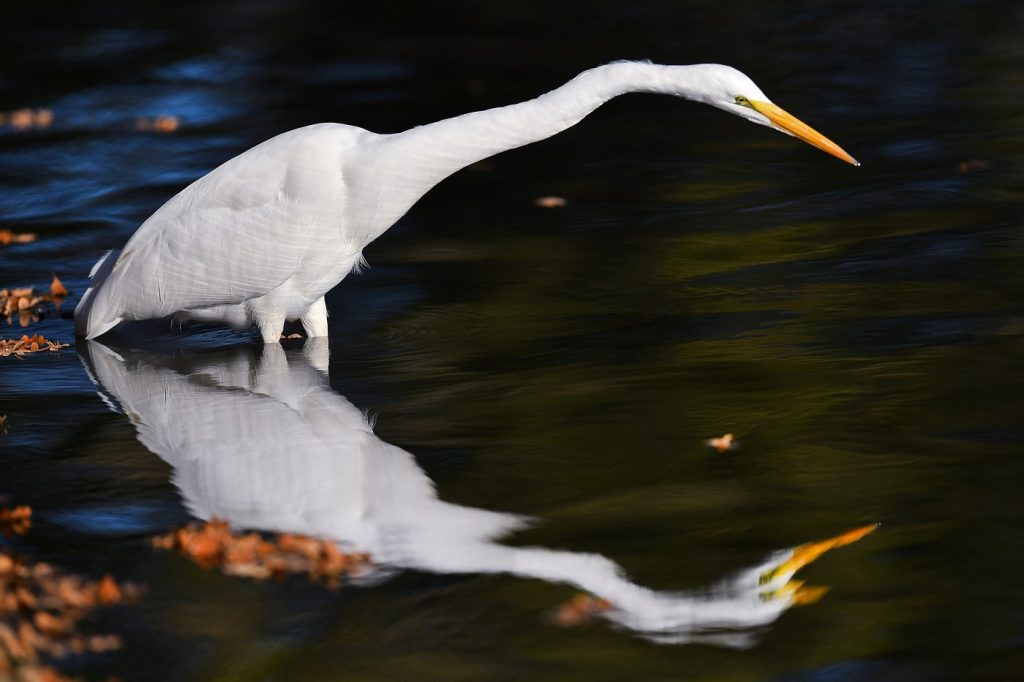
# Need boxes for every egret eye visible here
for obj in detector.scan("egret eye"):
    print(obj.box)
[735,95,752,108]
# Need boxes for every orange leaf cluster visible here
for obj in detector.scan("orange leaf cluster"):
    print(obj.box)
[0,336,70,358]
[152,519,370,588]
[0,507,31,537]
[550,592,613,627]
[0,109,53,132]
[134,115,180,133]
[1,530,138,680]
[0,230,36,247]
[1,276,69,327]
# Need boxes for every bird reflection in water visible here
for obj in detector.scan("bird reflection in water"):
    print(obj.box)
[80,340,874,648]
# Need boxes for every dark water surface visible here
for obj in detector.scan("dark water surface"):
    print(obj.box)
[3,1,1024,679]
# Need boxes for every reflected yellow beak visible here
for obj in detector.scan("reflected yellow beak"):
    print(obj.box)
[759,523,878,585]
[750,100,860,166]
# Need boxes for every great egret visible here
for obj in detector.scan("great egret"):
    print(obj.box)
[75,61,858,342]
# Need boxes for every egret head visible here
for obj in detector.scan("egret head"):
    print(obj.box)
[684,64,859,166]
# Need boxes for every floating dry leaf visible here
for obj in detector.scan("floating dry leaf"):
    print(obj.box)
[706,433,737,452]
[0,415,6,435]
[1,279,70,326]
[153,519,370,588]
[48,275,67,299]
[533,195,567,208]
[0,230,36,247]
[135,115,180,133]
[958,159,990,173]
[0,336,70,358]
[551,593,613,627]
[2,108,53,132]
[0,507,31,536]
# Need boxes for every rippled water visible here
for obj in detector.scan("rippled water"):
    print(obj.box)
[2,1,1024,680]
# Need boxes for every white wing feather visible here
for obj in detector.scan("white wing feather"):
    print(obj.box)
[77,124,369,336]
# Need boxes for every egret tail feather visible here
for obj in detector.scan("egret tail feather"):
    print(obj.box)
[75,249,124,338]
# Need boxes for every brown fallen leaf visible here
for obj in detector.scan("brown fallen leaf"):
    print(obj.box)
[33,109,54,129]
[0,505,32,535]
[958,159,990,173]
[3,108,53,132]
[48,274,68,298]
[0,335,70,358]
[96,575,121,605]
[153,115,179,133]
[178,527,223,568]
[706,433,738,452]
[551,592,613,627]
[33,611,72,637]
[8,109,33,131]
[136,115,180,133]
[0,229,37,246]
[1,282,71,328]
[533,195,567,208]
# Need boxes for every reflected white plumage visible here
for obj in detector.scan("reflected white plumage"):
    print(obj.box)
[80,339,869,646]
[75,61,858,342]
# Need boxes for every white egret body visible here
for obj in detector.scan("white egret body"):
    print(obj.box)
[75,61,857,342]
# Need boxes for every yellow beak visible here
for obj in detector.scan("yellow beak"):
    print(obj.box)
[750,100,860,166]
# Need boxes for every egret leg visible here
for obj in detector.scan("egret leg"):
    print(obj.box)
[300,296,329,338]
[256,310,287,344]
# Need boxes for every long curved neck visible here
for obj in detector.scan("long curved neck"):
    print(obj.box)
[345,62,697,243]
